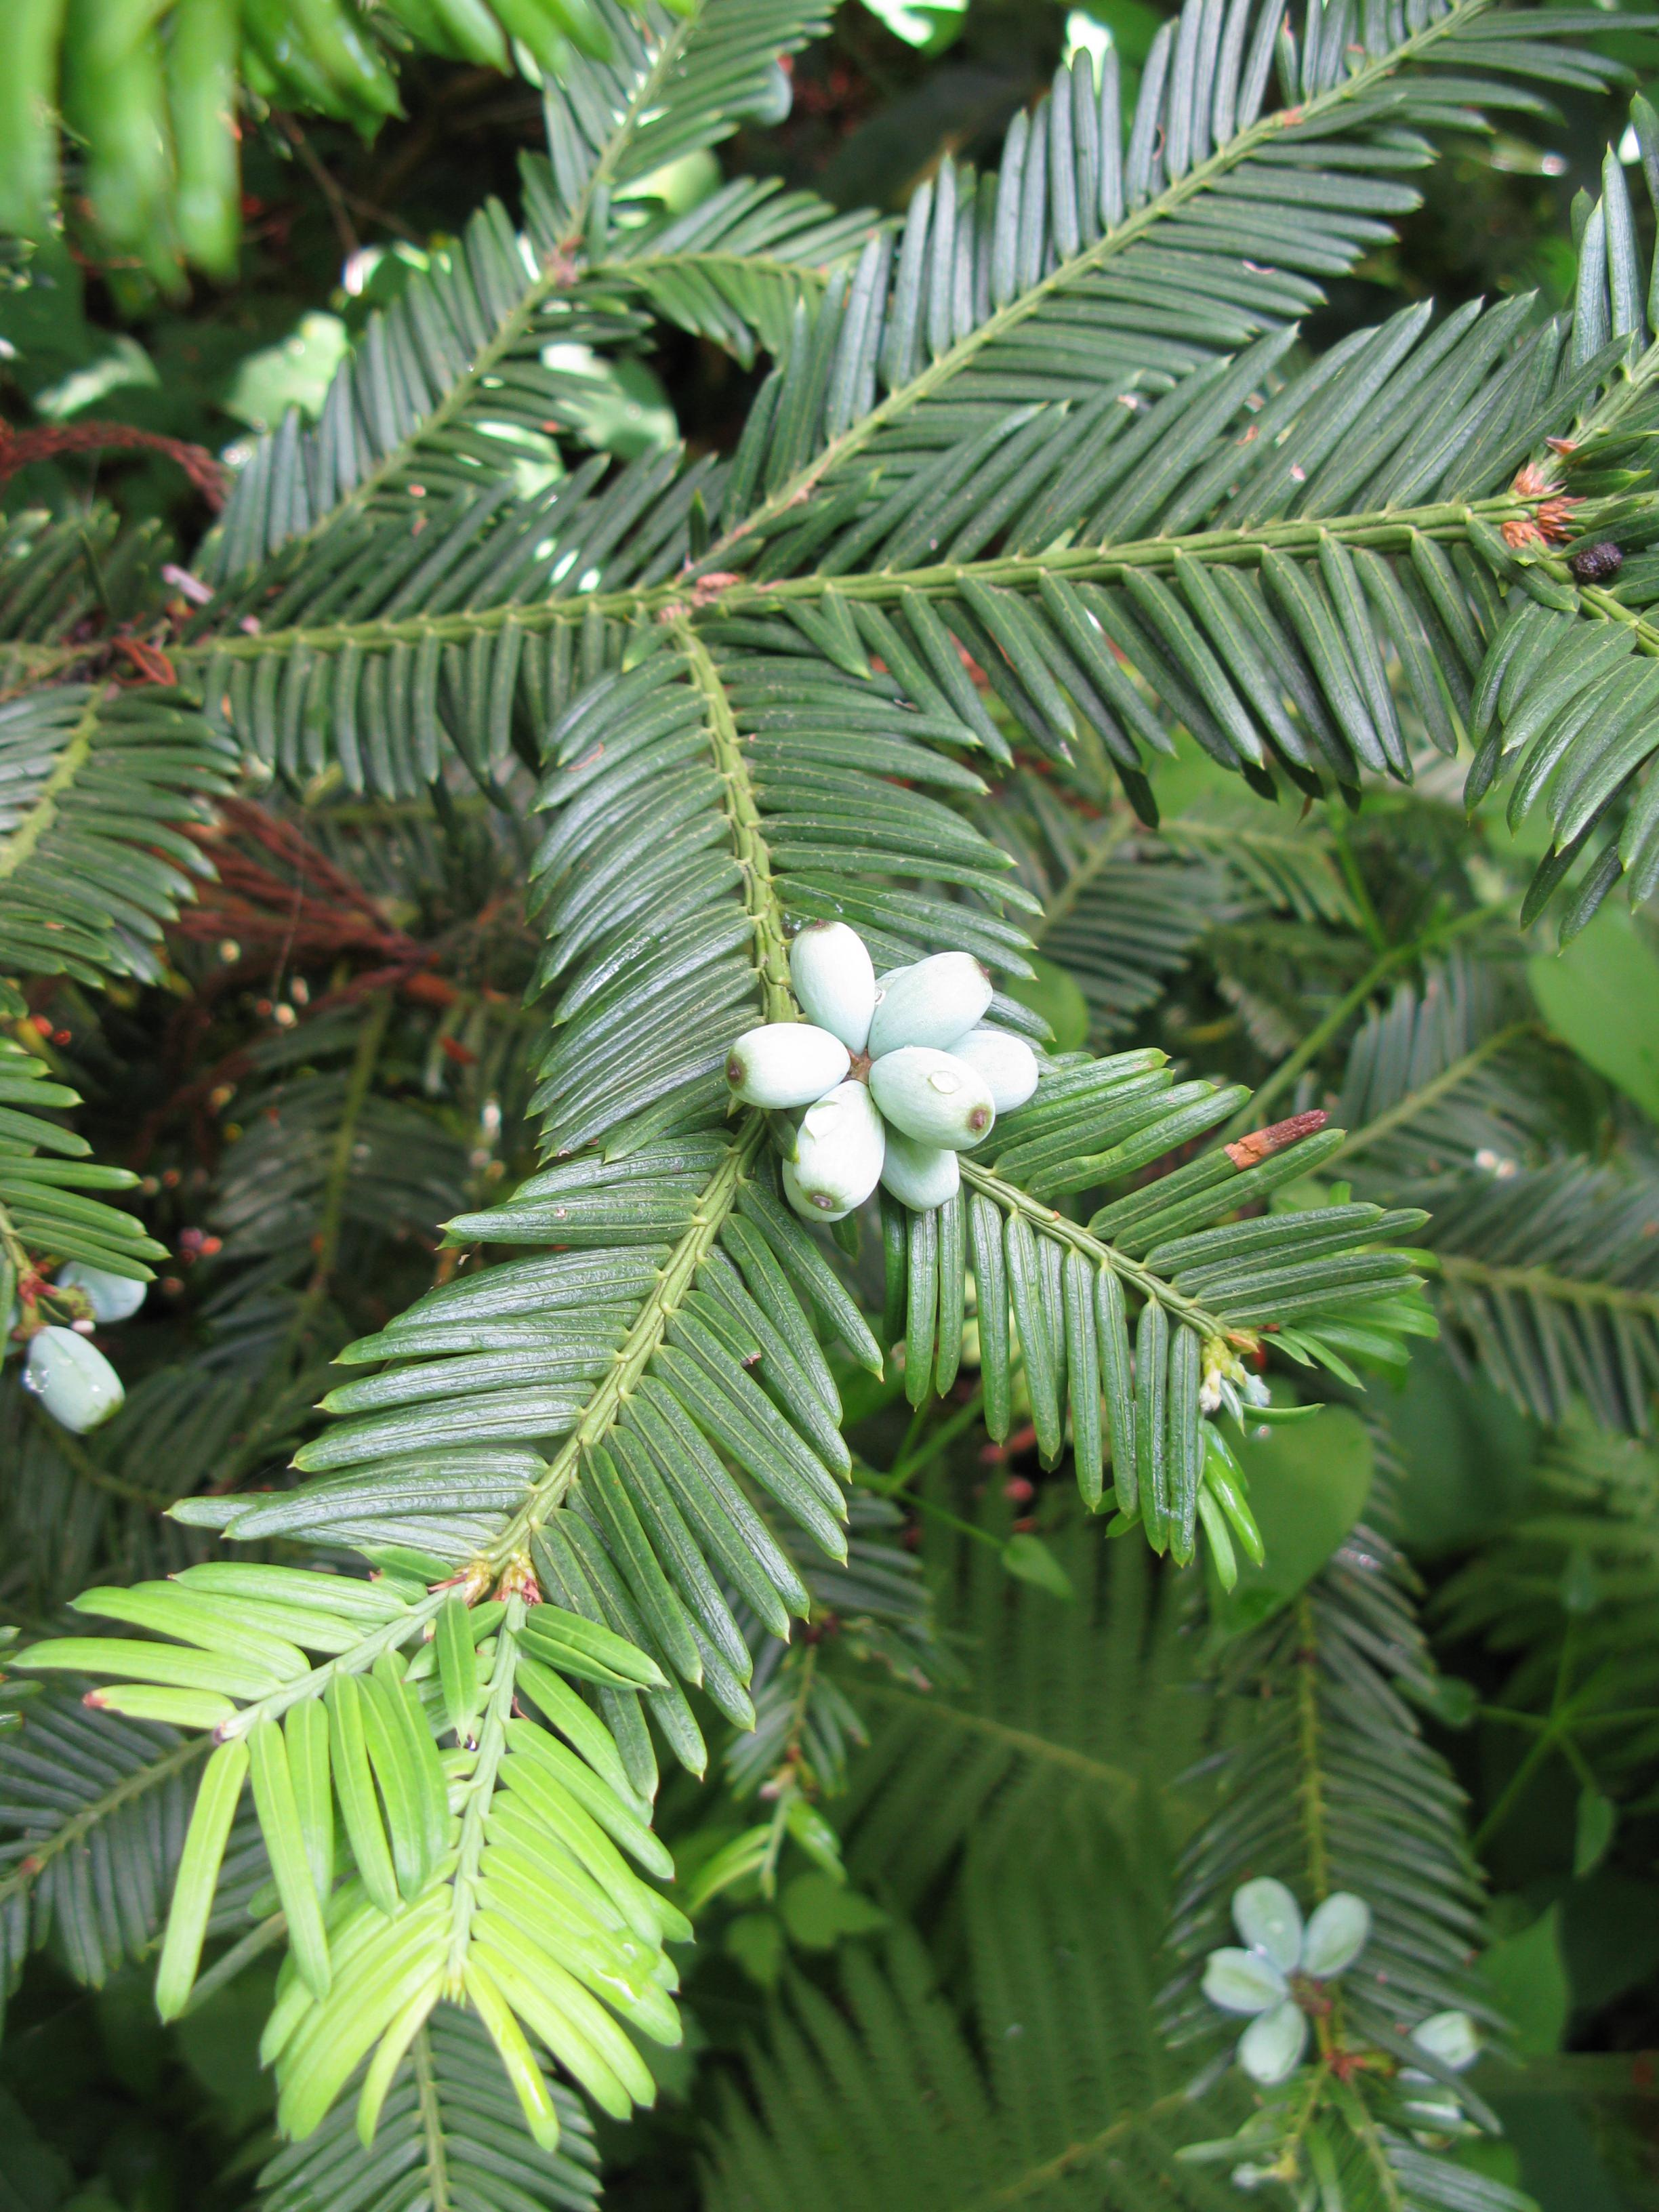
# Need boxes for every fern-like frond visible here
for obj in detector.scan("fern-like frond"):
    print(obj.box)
[203,270,642,588]
[1041,854,1241,1038]
[596,178,875,367]
[1163,1435,1489,2043]
[13,1565,695,2151]
[183,293,1610,809]
[706,1816,1243,2212]
[702,1515,1236,2207]
[1328,963,1659,1431]
[0,508,169,669]
[535,0,829,226]
[991,767,1356,1042]
[207,0,851,583]
[1456,108,1659,926]
[1436,1418,1659,1790]
[0,1032,167,1307]
[890,1120,1427,1542]
[692,287,1599,800]
[260,2004,600,2212]
[0,685,236,985]
[1423,1159,1659,1433]
[723,1493,941,1806]
[176,1,1639,811]
[695,0,1627,569]
[207,630,1422,1575]
[201,1006,472,1364]
[1334,958,1547,1184]
[194,451,714,796]
[1160,1453,1501,2212]
[12,5,1659,2184]
[0,1366,245,1612]
[12,550,1436,2147]
[989,771,1241,1034]
[0,1687,264,2005]
[837,1521,1206,1911]
[1163,798,1360,925]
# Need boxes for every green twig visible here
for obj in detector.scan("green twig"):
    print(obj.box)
[1223,903,1507,1139]
[413,2026,455,2212]
[1332,1020,1536,1166]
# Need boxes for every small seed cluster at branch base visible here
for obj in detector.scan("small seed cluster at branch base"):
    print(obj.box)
[724,923,1040,1223]
[1187,1876,1486,2193]
[7,1262,143,1433]
[1203,1877,1373,2085]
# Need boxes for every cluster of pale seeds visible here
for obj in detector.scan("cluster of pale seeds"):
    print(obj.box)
[725,922,1039,1222]
[9,1262,140,1432]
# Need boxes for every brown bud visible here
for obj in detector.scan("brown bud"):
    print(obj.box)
[1225,1110,1329,1169]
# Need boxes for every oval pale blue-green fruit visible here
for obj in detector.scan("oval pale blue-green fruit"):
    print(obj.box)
[24,1326,125,1433]
[1410,2009,1479,2072]
[867,952,992,1058]
[741,56,793,126]
[1237,1998,1309,2085]
[949,1026,1040,1112]
[878,1126,960,1210]
[868,1047,995,1149]
[1202,1946,1288,2016]
[1399,2085,1464,2133]
[726,1023,850,1107]
[56,1263,146,1324]
[1300,1890,1370,1978]
[782,1158,842,1223]
[1232,1875,1303,1973]
[790,922,876,1052]
[791,1080,885,1215]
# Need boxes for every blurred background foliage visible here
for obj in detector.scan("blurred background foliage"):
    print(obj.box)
[7,3,1659,2210]
[1,0,1645,535]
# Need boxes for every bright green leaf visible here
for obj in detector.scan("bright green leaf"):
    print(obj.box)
[779,1872,888,1951]
[1002,1532,1076,1602]
[1528,904,1659,1124]
[1481,1907,1571,2058]
[1004,955,1090,1054]
[1205,1407,1372,1645]
[1574,1788,1616,1878]
[726,1912,787,1988]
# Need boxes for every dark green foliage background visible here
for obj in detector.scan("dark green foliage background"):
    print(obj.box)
[1,0,1637,531]
[6,3,1659,2209]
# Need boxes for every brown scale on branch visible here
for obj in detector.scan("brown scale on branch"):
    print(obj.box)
[1225,1110,1329,1169]
[176,798,531,1000]
[1502,459,1581,550]
[0,418,228,508]
[174,798,431,973]
[131,799,527,1168]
